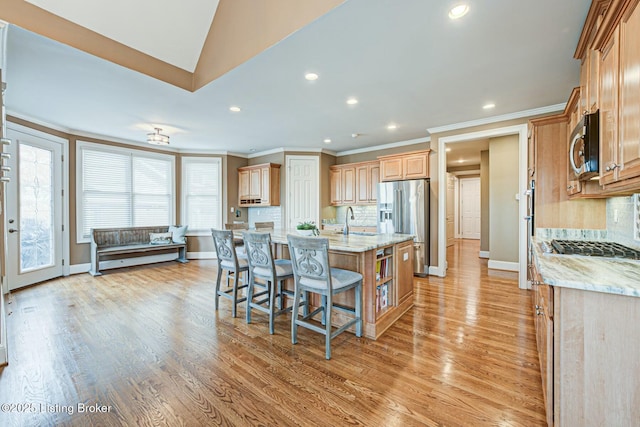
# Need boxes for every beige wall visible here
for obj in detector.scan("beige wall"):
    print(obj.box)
[480,150,490,252]
[488,135,519,263]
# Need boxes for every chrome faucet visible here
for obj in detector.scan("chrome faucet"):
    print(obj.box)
[344,206,355,235]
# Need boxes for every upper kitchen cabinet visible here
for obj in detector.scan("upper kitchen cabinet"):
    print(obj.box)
[591,0,640,193]
[238,163,281,207]
[378,150,430,182]
[355,161,380,204]
[330,160,379,206]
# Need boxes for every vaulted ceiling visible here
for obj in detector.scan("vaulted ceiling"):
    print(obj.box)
[1,0,592,154]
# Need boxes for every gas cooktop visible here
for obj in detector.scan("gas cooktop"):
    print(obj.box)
[551,240,640,260]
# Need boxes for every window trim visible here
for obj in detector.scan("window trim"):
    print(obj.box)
[76,141,176,243]
[181,156,223,236]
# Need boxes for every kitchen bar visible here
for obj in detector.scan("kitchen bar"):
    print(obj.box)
[266,229,415,340]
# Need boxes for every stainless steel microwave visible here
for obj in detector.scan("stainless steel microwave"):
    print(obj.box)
[569,110,599,180]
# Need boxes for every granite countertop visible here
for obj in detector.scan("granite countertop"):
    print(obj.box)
[266,229,414,253]
[531,236,640,298]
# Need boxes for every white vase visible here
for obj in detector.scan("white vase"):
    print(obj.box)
[296,229,314,236]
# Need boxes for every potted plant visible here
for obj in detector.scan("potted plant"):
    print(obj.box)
[296,220,319,236]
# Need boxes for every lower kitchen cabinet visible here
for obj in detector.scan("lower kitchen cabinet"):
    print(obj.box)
[531,265,640,426]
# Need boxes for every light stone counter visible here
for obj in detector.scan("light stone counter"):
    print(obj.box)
[531,236,640,298]
[266,229,414,252]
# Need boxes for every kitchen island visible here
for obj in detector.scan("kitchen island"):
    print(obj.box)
[266,229,415,340]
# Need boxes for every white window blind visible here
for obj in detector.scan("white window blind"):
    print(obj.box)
[182,158,222,232]
[77,142,174,242]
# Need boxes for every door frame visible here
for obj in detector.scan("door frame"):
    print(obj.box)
[285,155,319,230]
[4,122,69,293]
[438,124,528,289]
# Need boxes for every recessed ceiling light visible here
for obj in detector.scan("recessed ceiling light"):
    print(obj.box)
[449,4,469,19]
[323,138,332,144]
[387,124,397,130]
[483,103,496,110]
[346,98,359,105]
[305,72,319,81]
[458,159,464,163]
[445,148,452,152]
[229,106,241,112]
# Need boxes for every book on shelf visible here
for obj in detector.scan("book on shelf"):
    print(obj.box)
[381,283,388,309]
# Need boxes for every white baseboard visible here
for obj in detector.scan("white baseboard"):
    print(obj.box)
[429,265,446,277]
[186,251,216,259]
[488,260,519,272]
[69,263,91,275]
[479,251,490,259]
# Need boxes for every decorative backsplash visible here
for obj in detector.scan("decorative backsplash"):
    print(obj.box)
[247,206,282,229]
[606,195,639,248]
[536,228,608,241]
[334,205,377,227]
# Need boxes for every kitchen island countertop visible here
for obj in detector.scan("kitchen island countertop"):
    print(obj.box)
[264,229,414,253]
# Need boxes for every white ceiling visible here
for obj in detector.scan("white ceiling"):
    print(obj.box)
[4,0,591,155]
[25,0,220,72]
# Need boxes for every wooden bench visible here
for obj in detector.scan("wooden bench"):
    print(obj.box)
[90,226,188,276]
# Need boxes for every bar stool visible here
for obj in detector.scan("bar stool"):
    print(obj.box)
[212,229,248,318]
[287,234,363,359]
[243,231,296,334]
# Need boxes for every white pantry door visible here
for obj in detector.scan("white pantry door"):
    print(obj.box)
[6,127,65,290]
[460,177,481,240]
[285,156,319,230]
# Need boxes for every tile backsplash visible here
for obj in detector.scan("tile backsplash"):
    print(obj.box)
[247,206,282,229]
[334,205,377,226]
[606,195,639,248]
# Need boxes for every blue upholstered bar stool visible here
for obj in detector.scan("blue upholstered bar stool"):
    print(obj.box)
[286,234,363,359]
[242,231,296,334]
[212,229,249,318]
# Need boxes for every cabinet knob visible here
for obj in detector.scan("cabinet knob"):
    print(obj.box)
[567,185,573,190]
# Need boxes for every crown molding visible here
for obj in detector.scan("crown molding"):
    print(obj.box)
[336,136,430,157]
[427,103,566,135]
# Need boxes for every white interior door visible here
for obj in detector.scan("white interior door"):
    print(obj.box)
[446,173,456,246]
[286,156,319,229]
[6,128,64,291]
[460,177,481,240]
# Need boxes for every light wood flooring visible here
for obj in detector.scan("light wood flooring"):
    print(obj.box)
[0,239,546,426]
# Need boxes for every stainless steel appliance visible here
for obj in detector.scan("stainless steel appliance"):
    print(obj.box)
[569,110,599,180]
[550,240,640,259]
[377,179,429,275]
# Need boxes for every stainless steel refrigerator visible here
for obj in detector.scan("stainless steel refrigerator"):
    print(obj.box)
[377,179,430,275]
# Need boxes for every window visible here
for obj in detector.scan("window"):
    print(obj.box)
[182,157,222,233]
[76,141,174,242]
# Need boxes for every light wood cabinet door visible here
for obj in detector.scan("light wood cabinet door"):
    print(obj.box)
[341,166,356,204]
[380,157,403,181]
[249,168,261,199]
[330,168,341,205]
[395,241,414,305]
[599,26,620,185]
[618,1,640,182]
[403,153,429,179]
[355,164,369,204]
[369,164,379,202]
[238,170,251,201]
[260,167,270,205]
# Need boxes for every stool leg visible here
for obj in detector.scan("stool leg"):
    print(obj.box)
[325,293,332,360]
[268,280,276,335]
[291,286,301,344]
[355,283,363,337]
[231,268,239,318]
[215,267,223,310]
[246,272,254,324]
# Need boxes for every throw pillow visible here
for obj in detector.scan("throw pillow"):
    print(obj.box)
[169,225,188,243]
[150,232,172,245]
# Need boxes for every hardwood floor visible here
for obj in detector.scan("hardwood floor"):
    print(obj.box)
[0,239,545,426]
